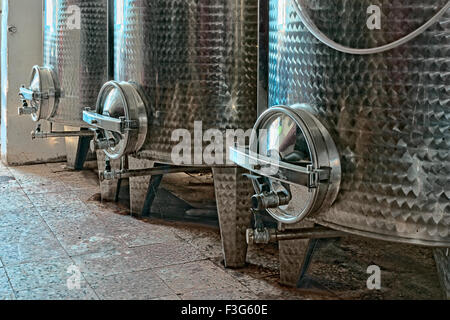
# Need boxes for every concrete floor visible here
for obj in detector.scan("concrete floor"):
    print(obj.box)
[0,161,444,300]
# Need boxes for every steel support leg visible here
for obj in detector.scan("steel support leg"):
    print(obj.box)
[278,221,316,287]
[65,127,93,170]
[128,157,155,215]
[434,248,450,300]
[141,168,164,218]
[212,167,253,268]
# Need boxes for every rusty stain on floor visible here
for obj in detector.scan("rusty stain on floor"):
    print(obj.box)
[0,162,445,300]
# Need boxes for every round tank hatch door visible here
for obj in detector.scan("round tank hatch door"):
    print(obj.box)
[230,105,341,224]
[83,81,148,160]
[18,66,60,122]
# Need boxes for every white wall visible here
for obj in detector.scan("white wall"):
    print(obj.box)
[1,0,66,165]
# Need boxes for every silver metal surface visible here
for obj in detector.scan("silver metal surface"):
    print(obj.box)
[21,0,108,127]
[266,0,450,246]
[109,0,258,164]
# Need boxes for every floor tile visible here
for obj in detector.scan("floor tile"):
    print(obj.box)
[72,249,148,283]
[35,204,92,223]
[20,181,68,195]
[94,209,146,228]
[0,207,42,228]
[57,171,99,191]
[15,285,98,300]
[6,257,77,291]
[159,225,223,259]
[185,235,224,259]
[152,295,181,300]
[0,221,67,266]
[0,192,34,211]
[0,177,22,193]
[0,291,16,300]
[88,203,131,220]
[0,268,13,295]
[90,270,174,300]
[105,221,181,248]
[44,163,69,173]
[132,241,205,269]
[154,260,243,295]
[8,165,53,179]
[46,216,124,257]
[239,276,330,300]
[72,189,102,203]
[180,287,258,300]
[28,192,85,209]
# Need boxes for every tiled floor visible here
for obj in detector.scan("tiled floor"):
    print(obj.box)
[0,161,444,300]
[0,161,323,300]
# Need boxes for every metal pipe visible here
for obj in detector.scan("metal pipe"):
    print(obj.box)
[31,130,95,139]
[292,0,450,55]
[101,166,211,181]
[246,226,346,245]
[141,173,164,218]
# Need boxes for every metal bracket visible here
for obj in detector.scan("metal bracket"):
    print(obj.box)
[18,105,37,116]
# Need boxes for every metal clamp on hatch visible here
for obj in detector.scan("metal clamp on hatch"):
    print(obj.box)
[18,65,60,121]
[83,110,139,134]
[229,146,330,190]
[230,104,342,224]
[82,81,148,160]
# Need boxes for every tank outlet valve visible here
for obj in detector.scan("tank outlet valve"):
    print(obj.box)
[18,105,36,116]
[100,170,120,181]
[91,138,118,151]
[252,190,291,211]
[246,228,275,245]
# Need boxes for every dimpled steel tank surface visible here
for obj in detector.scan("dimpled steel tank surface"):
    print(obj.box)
[43,0,108,126]
[269,0,450,246]
[114,0,258,163]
